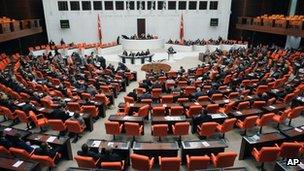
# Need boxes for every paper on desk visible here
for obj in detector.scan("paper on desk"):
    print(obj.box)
[163,104,167,107]
[39,107,45,111]
[92,140,101,147]
[236,111,242,115]
[247,96,252,99]
[46,136,57,143]
[130,103,134,107]
[12,160,23,167]
[252,135,260,141]
[64,98,72,102]
[201,141,210,147]
[194,102,200,105]
[294,128,303,132]
[4,128,12,131]
[211,114,223,119]
[17,102,26,106]
[269,106,275,109]
[68,111,75,116]
[224,99,230,103]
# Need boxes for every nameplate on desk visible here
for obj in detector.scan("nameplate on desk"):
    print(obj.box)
[130,103,134,107]
[211,114,224,119]
[4,128,12,132]
[46,136,57,143]
[252,135,260,141]
[92,140,101,147]
[17,102,26,106]
[68,111,75,116]
[64,98,72,102]
[38,107,45,111]
[224,99,230,103]
[236,111,242,115]
[268,105,275,109]
[294,128,303,132]
[163,104,167,107]
[201,141,210,147]
[12,160,23,168]
[164,116,180,121]
[194,102,200,105]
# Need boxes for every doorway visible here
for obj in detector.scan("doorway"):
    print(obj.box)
[137,18,146,36]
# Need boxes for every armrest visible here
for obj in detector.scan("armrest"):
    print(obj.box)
[95,158,100,165]
[275,143,280,148]
[53,152,61,160]
[119,124,123,132]
[158,156,161,165]
[197,125,201,131]
[186,155,190,163]
[252,148,259,155]
[149,157,154,167]
[139,125,143,133]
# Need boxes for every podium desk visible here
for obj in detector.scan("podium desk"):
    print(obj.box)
[0,156,40,171]
[27,133,73,160]
[133,141,179,162]
[280,125,304,141]
[86,139,131,165]
[181,139,228,163]
[239,132,286,160]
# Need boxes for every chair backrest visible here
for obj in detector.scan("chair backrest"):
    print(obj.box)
[223,102,235,113]
[284,93,295,103]
[162,95,173,103]
[170,106,184,116]
[124,122,141,136]
[48,119,66,131]
[177,98,188,103]
[206,104,219,113]
[29,111,38,125]
[137,105,150,117]
[228,92,239,99]
[258,147,280,162]
[9,147,32,159]
[105,121,121,135]
[173,122,189,135]
[187,155,210,170]
[124,96,134,103]
[243,115,259,128]
[237,101,250,110]
[95,93,109,104]
[259,113,275,126]
[81,93,91,100]
[1,106,15,119]
[152,124,168,136]
[215,152,237,168]
[31,154,55,167]
[252,101,266,108]
[256,85,268,94]
[185,86,196,95]
[188,105,202,116]
[279,142,302,158]
[151,88,162,98]
[199,122,218,137]
[136,88,146,95]
[160,157,181,171]
[82,105,98,117]
[67,102,81,112]
[0,146,10,156]
[211,94,223,101]
[221,118,237,132]
[152,107,166,116]
[289,106,304,119]
[197,96,209,102]
[15,110,29,123]
[130,153,151,170]
[267,98,276,105]
[65,120,83,133]
[74,155,97,168]
[101,161,123,170]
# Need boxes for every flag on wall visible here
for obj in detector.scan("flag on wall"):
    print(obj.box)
[97,14,102,44]
[179,14,184,43]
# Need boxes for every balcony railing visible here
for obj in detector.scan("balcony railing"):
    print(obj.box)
[236,17,304,37]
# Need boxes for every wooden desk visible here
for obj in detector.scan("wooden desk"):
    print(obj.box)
[151,103,182,109]
[212,99,231,106]
[108,115,144,134]
[133,141,179,162]
[208,113,228,123]
[26,133,73,160]
[280,125,304,141]
[68,167,108,171]
[239,132,286,160]
[0,156,40,171]
[86,139,131,165]
[274,158,304,171]
[181,139,228,163]
[78,100,106,118]
[0,126,31,139]
[263,103,288,113]
[229,108,263,120]
[183,101,211,108]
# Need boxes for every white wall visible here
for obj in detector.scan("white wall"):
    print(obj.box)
[42,0,232,44]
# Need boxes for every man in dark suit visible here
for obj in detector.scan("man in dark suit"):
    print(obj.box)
[77,144,100,160]
[9,133,34,153]
[127,89,137,101]
[192,111,213,133]
[0,130,12,149]
[34,142,59,158]
[51,106,70,121]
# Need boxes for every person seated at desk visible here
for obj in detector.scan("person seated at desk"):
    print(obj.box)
[140,92,152,100]
[77,144,100,160]
[146,49,150,55]
[171,85,182,94]
[193,87,203,100]
[207,85,220,97]
[34,142,61,159]
[122,50,128,56]
[100,147,121,162]
[87,84,98,96]
[51,104,70,121]
[192,111,213,133]
[127,89,138,101]
[152,81,162,89]
[116,62,128,72]
[9,133,34,153]
[107,64,115,73]
[178,66,185,75]
[71,113,85,126]
[0,130,12,149]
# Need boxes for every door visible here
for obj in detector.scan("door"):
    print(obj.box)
[137,18,146,36]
